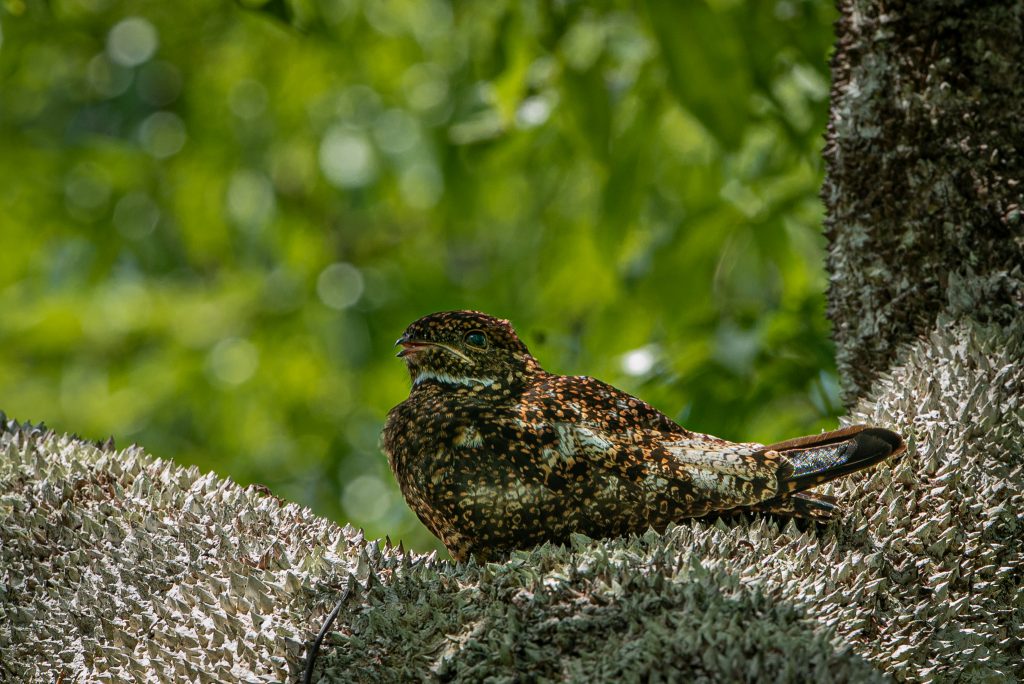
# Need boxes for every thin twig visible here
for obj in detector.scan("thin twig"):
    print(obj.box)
[302,577,352,684]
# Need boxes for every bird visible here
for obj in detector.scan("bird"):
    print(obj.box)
[381,310,905,562]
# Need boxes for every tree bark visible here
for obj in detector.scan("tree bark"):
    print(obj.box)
[1,1,1022,682]
[823,0,1023,402]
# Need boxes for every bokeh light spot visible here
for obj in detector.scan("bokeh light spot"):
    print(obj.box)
[227,169,276,231]
[229,79,268,119]
[138,111,186,158]
[621,346,657,376]
[64,165,111,218]
[106,17,158,67]
[318,127,377,188]
[402,63,449,112]
[373,109,420,157]
[207,338,259,386]
[87,54,133,98]
[317,262,364,310]
[516,95,552,129]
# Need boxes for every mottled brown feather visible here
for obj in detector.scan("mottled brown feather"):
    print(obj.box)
[382,311,904,561]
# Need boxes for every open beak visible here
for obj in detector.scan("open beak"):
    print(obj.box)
[395,336,435,358]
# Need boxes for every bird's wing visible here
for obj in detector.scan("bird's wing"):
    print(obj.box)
[510,374,783,514]
[510,375,904,519]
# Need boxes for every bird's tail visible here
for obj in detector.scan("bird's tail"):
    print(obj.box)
[723,426,905,522]
[769,425,905,495]
[725,426,904,522]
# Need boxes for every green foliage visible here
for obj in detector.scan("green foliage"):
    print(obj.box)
[0,0,839,554]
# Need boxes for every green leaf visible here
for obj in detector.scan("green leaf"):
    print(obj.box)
[643,0,751,150]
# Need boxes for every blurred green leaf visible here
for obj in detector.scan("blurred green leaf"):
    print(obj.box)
[644,0,751,150]
[0,0,840,557]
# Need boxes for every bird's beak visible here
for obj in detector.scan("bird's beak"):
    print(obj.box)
[395,335,435,358]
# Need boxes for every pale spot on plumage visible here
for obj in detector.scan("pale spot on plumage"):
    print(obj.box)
[540,447,560,471]
[644,473,670,489]
[454,425,484,448]
[573,425,614,453]
[662,442,763,478]
[689,468,739,496]
[553,423,613,458]
[554,424,576,456]
[414,370,496,387]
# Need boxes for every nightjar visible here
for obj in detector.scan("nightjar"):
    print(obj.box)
[382,310,905,562]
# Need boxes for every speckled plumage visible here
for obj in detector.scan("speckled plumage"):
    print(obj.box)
[382,311,905,561]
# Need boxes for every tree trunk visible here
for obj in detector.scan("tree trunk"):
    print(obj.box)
[1,1,1021,681]
[824,0,1023,405]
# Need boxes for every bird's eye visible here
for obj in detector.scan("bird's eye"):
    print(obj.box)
[464,330,487,349]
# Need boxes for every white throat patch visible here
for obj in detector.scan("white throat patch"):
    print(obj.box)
[414,370,496,387]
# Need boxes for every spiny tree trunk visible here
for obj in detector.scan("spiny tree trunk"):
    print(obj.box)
[824,0,1023,402]
[1,1,1022,681]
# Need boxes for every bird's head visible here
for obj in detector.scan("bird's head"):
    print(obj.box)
[395,310,539,388]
